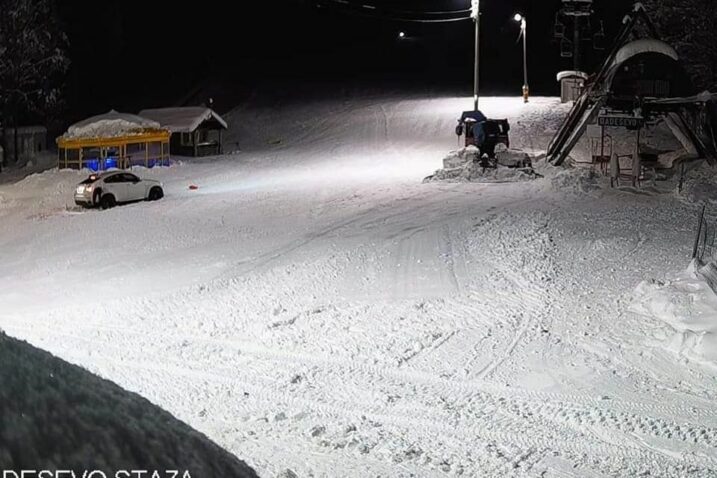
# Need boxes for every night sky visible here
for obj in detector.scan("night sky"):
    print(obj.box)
[58,0,632,118]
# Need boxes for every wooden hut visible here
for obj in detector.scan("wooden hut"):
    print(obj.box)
[138,107,228,157]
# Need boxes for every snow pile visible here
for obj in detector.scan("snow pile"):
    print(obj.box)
[631,261,717,366]
[544,160,602,194]
[63,110,162,140]
[676,161,717,203]
[0,331,259,476]
[495,146,532,168]
[424,146,537,184]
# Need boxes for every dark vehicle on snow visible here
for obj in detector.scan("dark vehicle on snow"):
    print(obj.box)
[455,110,511,158]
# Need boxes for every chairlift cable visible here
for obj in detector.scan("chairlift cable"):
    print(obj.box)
[315,0,472,22]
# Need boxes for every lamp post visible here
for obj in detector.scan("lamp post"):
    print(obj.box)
[471,0,480,111]
[514,13,529,103]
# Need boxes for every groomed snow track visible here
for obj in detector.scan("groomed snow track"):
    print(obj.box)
[1,96,716,477]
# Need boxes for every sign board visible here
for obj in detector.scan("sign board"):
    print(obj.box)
[598,115,645,129]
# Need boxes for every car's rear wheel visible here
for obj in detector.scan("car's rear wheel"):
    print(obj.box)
[148,187,164,201]
[100,194,116,210]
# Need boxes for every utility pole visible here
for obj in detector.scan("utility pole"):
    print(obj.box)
[573,16,581,71]
[518,15,529,103]
[471,0,480,111]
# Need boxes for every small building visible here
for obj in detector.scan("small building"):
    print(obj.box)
[606,39,692,107]
[138,107,228,157]
[56,110,171,171]
[2,126,48,163]
[557,71,588,103]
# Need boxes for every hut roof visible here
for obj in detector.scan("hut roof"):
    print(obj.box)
[138,107,228,133]
[63,110,162,140]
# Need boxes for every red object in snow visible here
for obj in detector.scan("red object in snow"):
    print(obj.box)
[189,184,199,190]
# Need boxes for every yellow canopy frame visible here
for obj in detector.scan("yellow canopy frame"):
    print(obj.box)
[56,130,171,170]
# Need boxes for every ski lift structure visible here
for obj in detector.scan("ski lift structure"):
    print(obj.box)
[554,0,603,103]
[547,3,717,185]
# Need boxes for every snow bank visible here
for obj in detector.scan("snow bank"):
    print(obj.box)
[677,161,717,203]
[0,332,259,476]
[63,110,161,140]
[424,147,537,184]
[545,161,602,194]
[631,261,717,366]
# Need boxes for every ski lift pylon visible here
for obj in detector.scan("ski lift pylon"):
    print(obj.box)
[593,20,606,50]
[554,14,566,39]
[560,38,574,58]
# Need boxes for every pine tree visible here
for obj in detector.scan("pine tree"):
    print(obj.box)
[0,0,69,167]
[642,0,717,91]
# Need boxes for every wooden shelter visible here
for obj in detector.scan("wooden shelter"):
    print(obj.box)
[138,107,228,157]
[3,126,47,164]
[56,111,170,171]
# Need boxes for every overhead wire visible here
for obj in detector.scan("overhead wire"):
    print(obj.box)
[314,0,473,23]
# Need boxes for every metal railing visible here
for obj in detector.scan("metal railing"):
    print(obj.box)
[692,204,717,263]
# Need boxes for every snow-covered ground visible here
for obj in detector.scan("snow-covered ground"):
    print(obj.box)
[1,95,717,477]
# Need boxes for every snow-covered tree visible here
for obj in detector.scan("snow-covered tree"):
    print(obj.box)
[0,0,69,167]
[642,0,717,91]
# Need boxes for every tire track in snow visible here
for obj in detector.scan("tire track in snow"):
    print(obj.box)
[464,212,559,381]
[6,319,717,457]
[26,331,713,475]
[34,342,717,473]
[5,316,714,423]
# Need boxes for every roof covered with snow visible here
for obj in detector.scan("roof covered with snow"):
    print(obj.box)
[612,39,679,69]
[556,70,589,82]
[138,107,228,133]
[62,110,162,140]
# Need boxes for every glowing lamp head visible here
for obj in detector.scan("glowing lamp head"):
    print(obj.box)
[398,31,406,39]
[514,13,523,22]
[471,0,480,19]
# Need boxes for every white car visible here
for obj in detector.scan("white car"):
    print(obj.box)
[74,171,164,209]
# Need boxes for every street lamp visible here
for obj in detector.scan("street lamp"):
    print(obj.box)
[471,0,480,111]
[398,31,406,40]
[514,13,529,103]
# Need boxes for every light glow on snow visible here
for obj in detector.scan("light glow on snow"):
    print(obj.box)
[1,95,715,478]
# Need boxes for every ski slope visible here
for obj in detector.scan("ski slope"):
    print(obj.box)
[1,95,716,477]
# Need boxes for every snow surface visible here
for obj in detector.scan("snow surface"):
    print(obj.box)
[2,95,717,477]
[631,261,717,366]
[62,110,162,140]
[0,332,259,476]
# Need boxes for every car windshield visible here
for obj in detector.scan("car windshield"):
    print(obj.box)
[79,175,101,185]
